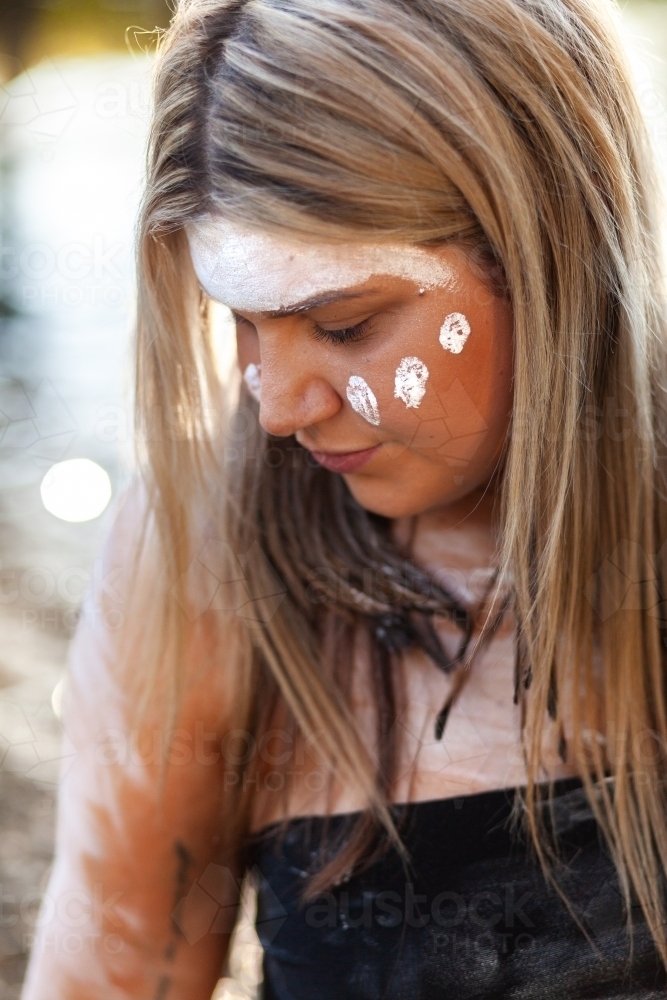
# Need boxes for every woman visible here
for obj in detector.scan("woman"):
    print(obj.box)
[21,0,667,997]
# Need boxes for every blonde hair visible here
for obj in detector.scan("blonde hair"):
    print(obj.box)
[133,0,667,959]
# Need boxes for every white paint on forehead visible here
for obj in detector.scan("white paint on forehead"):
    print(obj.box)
[394,356,429,409]
[186,215,455,313]
[439,312,471,354]
[243,362,262,403]
[346,376,380,426]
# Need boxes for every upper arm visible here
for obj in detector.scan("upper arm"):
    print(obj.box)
[21,483,243,1000]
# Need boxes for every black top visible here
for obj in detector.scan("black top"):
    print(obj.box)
[246,777,666,999]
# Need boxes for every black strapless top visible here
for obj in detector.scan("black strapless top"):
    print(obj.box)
[246,777,666,999]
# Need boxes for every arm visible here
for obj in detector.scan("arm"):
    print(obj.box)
[21,486,241,1000]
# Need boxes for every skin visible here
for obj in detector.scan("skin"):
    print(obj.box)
[234,243,514,520]
[21,487,240,1000]
[234,241,577,827]
[21,244,572,999]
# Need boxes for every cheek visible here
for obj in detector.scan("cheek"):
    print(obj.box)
[425,307,512,468]
[393,357,430,410]
[374,303,512,459]
[330,344,435,430]
[346,375,381,426]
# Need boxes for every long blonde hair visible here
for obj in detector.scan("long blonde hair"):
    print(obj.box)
[133,0,667,959]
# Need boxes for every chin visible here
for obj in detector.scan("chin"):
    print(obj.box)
[343,469,487,519]
[342,474,448,519]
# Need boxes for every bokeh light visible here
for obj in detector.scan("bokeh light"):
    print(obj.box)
[40,458,112,522]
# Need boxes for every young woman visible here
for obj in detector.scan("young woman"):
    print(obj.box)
[21,0,667,997]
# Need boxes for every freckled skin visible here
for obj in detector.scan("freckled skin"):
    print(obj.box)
[234,239,578,829]
[235,244,513,519]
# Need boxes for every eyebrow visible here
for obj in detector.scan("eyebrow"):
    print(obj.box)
[236,289,379,319]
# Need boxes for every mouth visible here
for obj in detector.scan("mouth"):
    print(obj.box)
[309,444,381,474]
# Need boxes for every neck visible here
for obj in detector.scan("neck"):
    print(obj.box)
[393,483,500,607]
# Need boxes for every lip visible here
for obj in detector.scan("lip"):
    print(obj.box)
[309,444,381,474]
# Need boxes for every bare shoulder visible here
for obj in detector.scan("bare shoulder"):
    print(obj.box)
[22,479,243,1000]
[66,477,237,739]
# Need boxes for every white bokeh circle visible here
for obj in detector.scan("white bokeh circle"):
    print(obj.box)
[40,458,112,523]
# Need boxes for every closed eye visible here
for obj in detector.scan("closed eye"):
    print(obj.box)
[312,317,374,346]
[231,311,374,346]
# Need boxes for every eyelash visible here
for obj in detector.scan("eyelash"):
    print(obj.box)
[312,318,374,346]
[233,313,374,346]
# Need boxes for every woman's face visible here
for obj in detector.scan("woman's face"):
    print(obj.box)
[189,221,513,518]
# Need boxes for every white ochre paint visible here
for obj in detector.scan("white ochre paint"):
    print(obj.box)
[243,362,262,402]
[346,376,380,426]
[394,357,429,409]
[439,312,471,354]
[186,215,455,312]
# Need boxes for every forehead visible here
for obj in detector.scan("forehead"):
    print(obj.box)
[186,215,454,313]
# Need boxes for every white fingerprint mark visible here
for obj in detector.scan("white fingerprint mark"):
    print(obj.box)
[394,356,429,409]
[346,376,380,426]
[439,312,471,354]
[243,362,262,402]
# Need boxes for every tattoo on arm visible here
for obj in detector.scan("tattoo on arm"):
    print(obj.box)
[159,839,197,988]
[171,839,195,938]
[153,974,172,1000]
[175,841,194,898]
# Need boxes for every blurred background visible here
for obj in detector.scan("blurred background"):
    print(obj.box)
[0,1,665,998]
[0,2,259,998]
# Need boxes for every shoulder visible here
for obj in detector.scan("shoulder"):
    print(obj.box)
[66,476,239,737]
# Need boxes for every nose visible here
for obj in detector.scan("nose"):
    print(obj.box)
[257,324,342,438]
